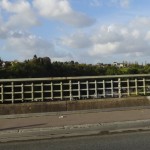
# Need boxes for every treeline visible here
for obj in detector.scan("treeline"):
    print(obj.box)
[0,56,150,79]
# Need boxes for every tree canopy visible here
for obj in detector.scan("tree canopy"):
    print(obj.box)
[0,56,149,79]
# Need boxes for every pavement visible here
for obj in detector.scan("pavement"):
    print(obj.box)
[1,106,150,142]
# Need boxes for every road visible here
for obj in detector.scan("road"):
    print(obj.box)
[1,131,150,150]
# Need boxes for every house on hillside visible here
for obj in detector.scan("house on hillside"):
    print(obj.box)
[113,62,124,68]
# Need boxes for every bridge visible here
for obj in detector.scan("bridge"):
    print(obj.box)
[0,74,150,103]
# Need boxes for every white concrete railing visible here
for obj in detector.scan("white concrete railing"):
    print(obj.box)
[0,74,150,103]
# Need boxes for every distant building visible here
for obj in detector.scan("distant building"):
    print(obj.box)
[96,63,104,67]
[113,62,124,68]
[11,60,19,66]
[2,62,6,68]
[2,61,12,68]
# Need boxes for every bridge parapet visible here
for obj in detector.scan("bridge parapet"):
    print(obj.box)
[0,74,150,103]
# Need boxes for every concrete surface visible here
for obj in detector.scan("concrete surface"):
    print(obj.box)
[1,107,150,142]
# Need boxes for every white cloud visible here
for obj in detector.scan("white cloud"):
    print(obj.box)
[33,0,72,18]
[89,0,131,8]
[119,0,130,8]
[111,0,130,8]
[90,0,103,7]
[145,31,150,41]
[89,42,119,56]
[2,32,56,60]
[2,30,73,61]
[0,0,75,61]
[130,17,150,29]
[1,0,29,13]
[33,0,95,27]
[59,16,150,62]
[0,27,8,38]
[0,0,95,29]
[0,16,9,39]
[0,0,39,29]
[131,30,139,39]
[0,0,149,63]
[60,32,92,49]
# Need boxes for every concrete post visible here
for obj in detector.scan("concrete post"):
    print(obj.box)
[78,81,81,100]
[31,83,34,101]
[11,82,14,104]
[86,81,89,99]
[51,82,53,100]
[1,84,3,103]
[143,78,146,95]
[41,82,44,101]
[103,80,105,98]
[60,82,63,100]
[21,83,24,102]
[135,79,138,95]
[69,80,72,101]
[127,79,130,96]
[118,78,121,98]
[95,80,97,98]
[111,80,113,98]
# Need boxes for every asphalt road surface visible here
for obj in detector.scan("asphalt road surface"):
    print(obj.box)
[1,131,150,150]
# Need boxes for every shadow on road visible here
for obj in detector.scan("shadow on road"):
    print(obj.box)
[0,123,47,131]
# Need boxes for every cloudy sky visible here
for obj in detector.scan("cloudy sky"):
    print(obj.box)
[0,0,150,64]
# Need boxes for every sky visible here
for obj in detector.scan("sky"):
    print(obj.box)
[0,0,150,64]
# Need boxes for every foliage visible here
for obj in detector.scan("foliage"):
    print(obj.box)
[0,56,149,78]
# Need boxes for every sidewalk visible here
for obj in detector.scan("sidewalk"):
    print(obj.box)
[1,107,150,142]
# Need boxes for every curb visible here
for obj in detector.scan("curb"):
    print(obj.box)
[1,119,150,142]
[0,96,149,115]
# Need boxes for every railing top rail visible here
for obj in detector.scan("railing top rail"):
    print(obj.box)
[0,74,150,82]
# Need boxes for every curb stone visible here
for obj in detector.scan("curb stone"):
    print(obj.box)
[1,119,150,142]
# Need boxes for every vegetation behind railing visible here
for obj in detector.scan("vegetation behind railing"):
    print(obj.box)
[1,56,150,79]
